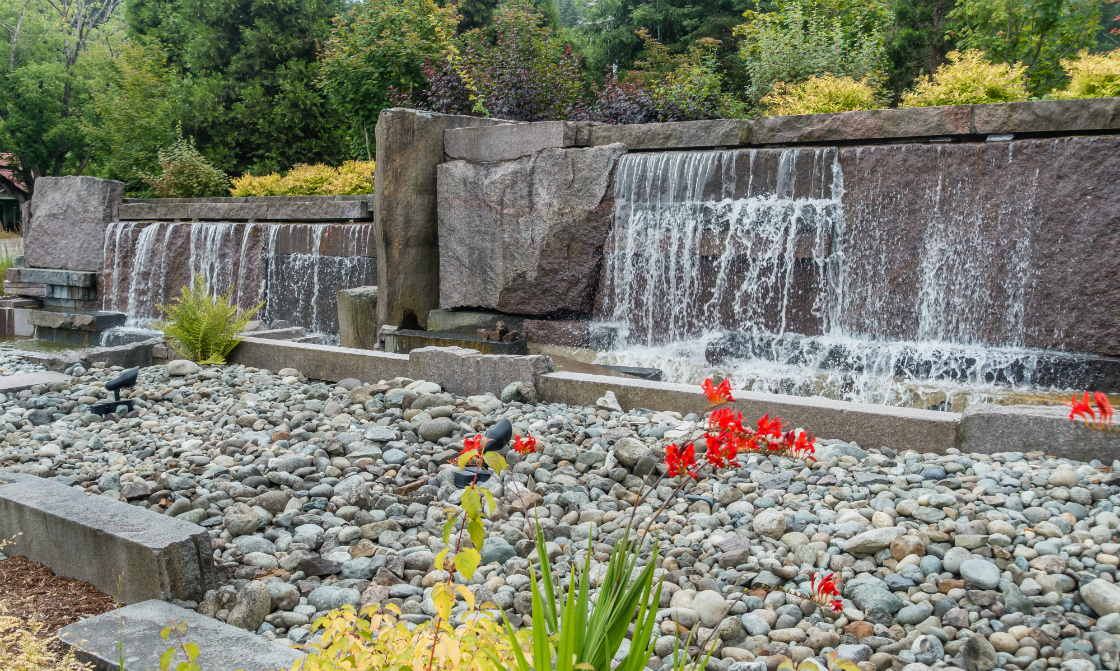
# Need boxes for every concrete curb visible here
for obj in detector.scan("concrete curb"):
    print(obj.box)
[0,370,72,393]
[59,600,304,671]
[0,473,216,604]
[228,337,409,382]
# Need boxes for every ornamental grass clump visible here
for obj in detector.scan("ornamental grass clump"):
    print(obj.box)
[761,74,884,116]
[151,274,262,365]
[900,49,1029,107]
[1051,49,1120,100]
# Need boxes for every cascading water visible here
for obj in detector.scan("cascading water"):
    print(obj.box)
[100,222,376,339]
[595,146,1097,410]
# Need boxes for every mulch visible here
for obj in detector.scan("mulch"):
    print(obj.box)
[0,555,119,637]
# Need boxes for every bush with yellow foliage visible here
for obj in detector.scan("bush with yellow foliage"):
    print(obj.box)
[900,50,1029,107]
[1051,49,1120,100]
[229,160,375,197]
[761,74,884,116]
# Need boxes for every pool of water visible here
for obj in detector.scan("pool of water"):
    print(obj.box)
[0,335,84,354]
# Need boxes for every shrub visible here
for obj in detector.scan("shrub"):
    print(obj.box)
[1051,49,1120,99]
[900,49,1029,107]
[151,274,263,365]
[229,161,375,196]
[143,128,230,198]
[761,74,884,115]
[0,606,92,671]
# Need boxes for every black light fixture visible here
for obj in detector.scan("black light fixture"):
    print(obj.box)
[90,366,140,416]
[454,418,513,487]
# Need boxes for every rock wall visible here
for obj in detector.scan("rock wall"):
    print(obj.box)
[437,143,626,316]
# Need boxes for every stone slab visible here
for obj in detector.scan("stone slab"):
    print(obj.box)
[118,196,370,222]
[0,307,9,335]
[24,176,124,272]
[27,308,127,331]
[0,297,42,308]
[588,119,750,149]
[374,108,510,331]
[13,307,34,336]
[444,120,595,162]
[408,345,554,397]
[0,370,72,393]
[958,403,1120,461]
[427,309,525,335]
[750,105,973,144]
[337,286,378,349]
[21,336,161,372]
[228,336,409,383]
[970,98,1120,135]
[0,473,215,604]
[385,329,529,355]
[19,268,98,287]
[523,319,591,347]
[4,280,48,297]
[59,599,304,671]
[537,371,960,454]
[244,327,309,341]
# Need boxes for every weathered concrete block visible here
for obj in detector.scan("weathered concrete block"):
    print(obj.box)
[374,108,509,330]
[444,121,596,162]
[0,371,72,394]
[438,144,626,315]
[24,176,124,272]
[28,308,127,331]
[228,336,409,382]
[337,285,378,349]
[0,473,216,604]
[537,371,960,454]
[408,345,554,397]
[588,119,749,149]
[958,403,1120,461]
[4,280,48,297]
[13,307,34,336]
[59,600,304,671]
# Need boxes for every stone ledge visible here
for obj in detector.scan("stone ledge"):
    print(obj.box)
[228,337,409,382]
[750,105,973,144]
[0,473,216,604]
[444,121,595,162]
[19,268,98,287]
[408,345,553,397]
[959,403,1120,462]
[59,600,304,671]
[118,196,372,222]
[0,371,72,393]
[970,97,1120,135]
[27,308,127,332]
[587,119,750,150]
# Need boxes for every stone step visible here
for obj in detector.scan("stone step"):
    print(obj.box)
[59,600,305,671]
[0,370,72,394]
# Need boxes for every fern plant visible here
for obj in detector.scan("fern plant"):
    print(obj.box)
[151,274,263,365]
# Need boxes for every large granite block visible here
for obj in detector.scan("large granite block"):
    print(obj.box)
[24,176,124,272]
[438,143,626,316]
[228,336,409,382]
[0,473,215,604]
[444,120,595,162]
[588,119,749,149]
[408,345,554,397]
[751,105,973,144]
[970,98,1120,135]
[118,197,370,222]
[337,285,379,349]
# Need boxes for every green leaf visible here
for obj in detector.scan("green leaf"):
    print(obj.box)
[454,547,481,579]
[160,648,176,671]
[483,451,506,476]
[184,642,199,662]
[434,548,450,571]
[462,486,482,519]
[468,517,485,553]
[442,516,456,545]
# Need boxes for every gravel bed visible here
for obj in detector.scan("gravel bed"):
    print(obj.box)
[3,357,1120,671]
[0,353,44,376]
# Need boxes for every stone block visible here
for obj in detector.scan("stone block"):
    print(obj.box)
[19,268,97,287]
[27,308,127,331]
[444,121,595,162]
[13,307,33,336]
[0,297,42,308]
[0,307,9,335]
[3,280,47,297]
[537,371,960,454]
[958,403,1120,461]
[228,336,409,383]
[751,106,972,144]
[337,285,379,349]
[970,98,1120,135]
[588,119,750,149]
[59,600,304,671]
[240,326,307,341]
[385,329,529,356]
[426,309,525,335]
[0,473,216,604]
[374,108,509,330]
[19,336,161,372]
[24,176,124,272]
[523,319,591,347]
[438,144,626,315]
[408,345,554,397]
[0,371,72,394]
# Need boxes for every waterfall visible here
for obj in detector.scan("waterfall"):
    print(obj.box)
[101,222,376,335]
[596,144,1087,409]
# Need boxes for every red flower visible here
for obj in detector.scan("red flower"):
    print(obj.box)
[701,378,734,405]
[1071,391,1099,428]
[513,435,537,455]
[706,434,738,469]
[783,430,817,461]
[810,573,843,612]
[1095,392,1114,429]
[665,443,697,479]
[756,414,783,440]
[460,434,485,464]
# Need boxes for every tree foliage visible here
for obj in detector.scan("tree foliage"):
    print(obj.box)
[948,0,1106,93]
[884,0,956,99]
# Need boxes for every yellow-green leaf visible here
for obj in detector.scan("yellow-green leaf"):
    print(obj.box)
[184,642,199,662]
[159,648,175,671]
[481,487,497,515]
[462,486,482,519]
[483,451,506,476]
[458,452,473,470]
[442,516,456,545]
[435,548,450,571]
[468,517,485,552]
[160,627,172,641]
[455,547,481,580]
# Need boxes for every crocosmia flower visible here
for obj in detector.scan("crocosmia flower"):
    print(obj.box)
[513,435,537,455]
[665,443,697,479]
[701,377,734,404]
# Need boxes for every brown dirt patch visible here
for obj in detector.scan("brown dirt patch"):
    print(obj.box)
[0,556,118,636]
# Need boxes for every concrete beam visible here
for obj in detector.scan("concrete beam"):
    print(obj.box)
[60,600,304,671]
[0,473,215,604]
[0,370,72,394]
[228,336,409,383]
[538,371,960,454]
